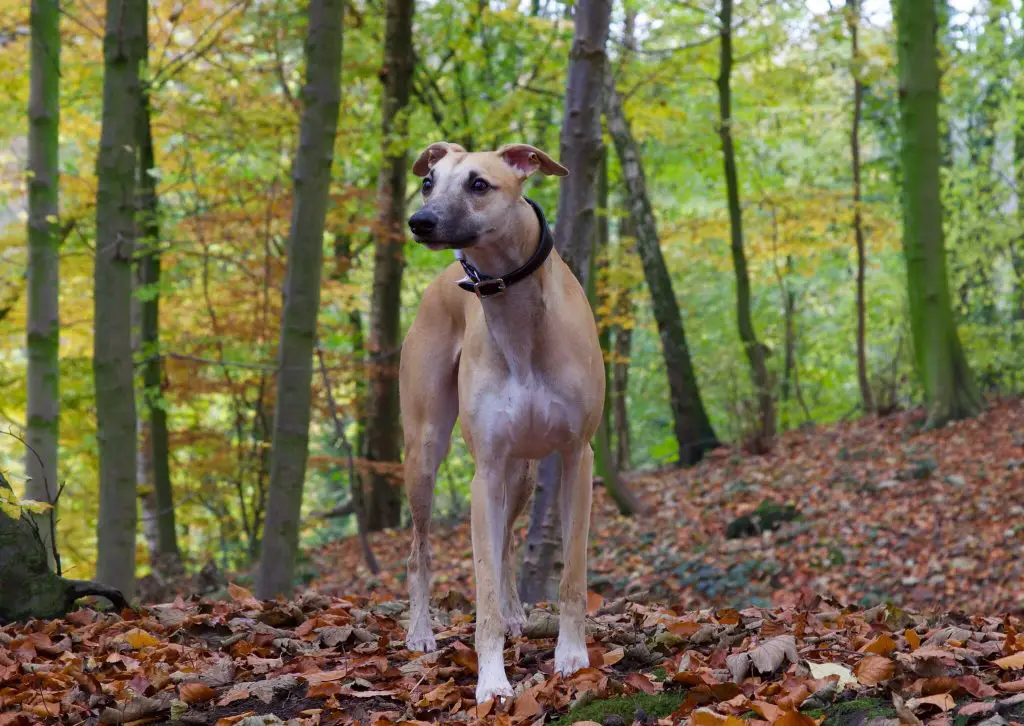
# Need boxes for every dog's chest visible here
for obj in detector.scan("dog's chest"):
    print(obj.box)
[475,375,579,458]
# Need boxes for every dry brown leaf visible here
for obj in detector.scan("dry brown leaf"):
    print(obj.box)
[602,647,625,666]
[999,678,1024,693]
[179,682,217,705]
[893,693,924,726]
[625,673,659,695]
[958,702,996,717]
[751,700,783,723]
[585,591,604,615]
[511,690,541,721]
[862,633,898,656]
[692,708,746,726]
[119,628,161,650]
[906,694,956,713]
[775,710,818,726]
[854,655,894,686]
[906,630,922,651]
[750,635,799,674]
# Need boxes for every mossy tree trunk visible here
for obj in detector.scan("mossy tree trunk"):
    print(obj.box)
[365,0,415,532]
[895,0,982,427]
[605,71,720,466]
[520,0,612,604]
[717,0,775,449]
[135,3,181,575]
[255,0,343,599]
[24,0,61,566]
[94,0,145,600]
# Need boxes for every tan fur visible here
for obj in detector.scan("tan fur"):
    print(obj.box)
[399,143,605,703]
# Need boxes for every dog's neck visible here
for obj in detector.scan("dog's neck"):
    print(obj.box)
[456,198,551,379]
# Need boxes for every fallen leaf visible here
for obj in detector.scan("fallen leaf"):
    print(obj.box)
[727,652,751,682]
[179,682,217,705]
[602,647,625,666]
[625,673,659,695]
[907,630,922,650]
[999,679,1024,693]
[775,711,818,726]
[854,655,894,686]
[862,633,898,656]
[994,652,1024,670]
[807,662,857,688]
[586,591,604,615]
[750,635,799,674]
[511,690,541,720]
[119,628,161,650]
[957,675,998,699]
[907,695,956,713]
[751,700,782,722]
[958,702,996,717]
[893,693,924,726]
[692,708,746,726]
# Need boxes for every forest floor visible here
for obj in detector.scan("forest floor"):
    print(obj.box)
[3,398,1024,726]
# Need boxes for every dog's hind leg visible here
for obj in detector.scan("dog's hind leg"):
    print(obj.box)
[554,444,594,676]
[500,459,536,636]
[400,340,459,653]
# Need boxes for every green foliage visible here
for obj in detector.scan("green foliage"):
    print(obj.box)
[548,692,688,726]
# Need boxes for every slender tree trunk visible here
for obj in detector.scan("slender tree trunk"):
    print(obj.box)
[24,0,60,567]
[365,0,415,533]
[136,26,180,573]
[717,0,775,449]
[255,0,343,599]
[588,150,643,515]
[849,0,874,415]
[94,0,145,600]
[895,0,982,427]
[605,73,720,465]
[611,287,632,471]
[520,0,611,604]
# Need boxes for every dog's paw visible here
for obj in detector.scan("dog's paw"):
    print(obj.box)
[405,623,437,653]
[554,640,589,676]
[475,672,514,705]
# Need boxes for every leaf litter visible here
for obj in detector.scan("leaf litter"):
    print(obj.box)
[2,401,1024,724]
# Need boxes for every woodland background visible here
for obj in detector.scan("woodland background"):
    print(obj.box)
[1,0,1023,600]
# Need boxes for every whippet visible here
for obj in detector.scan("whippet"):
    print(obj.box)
[398,142,605,703]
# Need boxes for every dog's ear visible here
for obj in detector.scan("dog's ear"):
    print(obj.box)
[412,142,466,177]
[497,144,569,178]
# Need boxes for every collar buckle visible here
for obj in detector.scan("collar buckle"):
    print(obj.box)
[472,278,506,298]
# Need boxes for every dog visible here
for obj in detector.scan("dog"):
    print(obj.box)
[398,141,606,704]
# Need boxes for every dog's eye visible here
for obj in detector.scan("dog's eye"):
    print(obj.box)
[470,178,490,193]
[422,177,433,193]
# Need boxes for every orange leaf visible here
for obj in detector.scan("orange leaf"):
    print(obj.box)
[602,647,625,666]
[179,682,217,705]
[511,690,541,721]
[228,582,261,608]
[449,641,478,675]
[999,678,1024,693]
[776,711,818,726]
[861,633,897,656]
[995,652,1024,670]
[751,700,782,723]
[586,591,604,615]
[906,629,921,651]
[306,682,342,699]
[854,655,894,686]
[906,694,955,713]
[692,708,746,726]
[120,628,161,650]
[668,621,702,637]
[625,673,658,695]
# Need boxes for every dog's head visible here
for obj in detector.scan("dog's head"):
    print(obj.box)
[407,142,568,250]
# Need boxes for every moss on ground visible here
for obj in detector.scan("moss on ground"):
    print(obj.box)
[821,697,895,726]
[548,693,687,725]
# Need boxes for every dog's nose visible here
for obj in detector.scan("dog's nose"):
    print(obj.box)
[408,210,438,237]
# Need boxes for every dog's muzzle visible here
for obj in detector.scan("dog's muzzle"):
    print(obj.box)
[408,209,438,238]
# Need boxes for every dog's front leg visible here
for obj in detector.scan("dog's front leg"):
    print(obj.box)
[554,444,594,676]
[472,461,514,704]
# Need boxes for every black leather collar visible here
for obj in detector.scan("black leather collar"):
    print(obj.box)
[455,196,553,298]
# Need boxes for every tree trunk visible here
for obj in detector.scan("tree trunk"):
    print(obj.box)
[365,0,415,533]
[24,0,60,567]
[255,0,343,599]
[849,0,874,415]
[588,150,643,515]
[717,0,775,450]
[94,0,145,600]
[895,0,982,427]
[520,0,611,604]
[1,472,127,622]
[136,20,181,573]
[605,73,720,465]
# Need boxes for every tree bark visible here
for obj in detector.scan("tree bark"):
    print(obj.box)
[895,0,982,427]
[255,0,343,599]
[848,0,874,415]
[136,12,180,573]
[520,0,611,604]
[94,0,145,600]
[588,150,643,515]
[605,73,720,465]
[24,0,61,566]
[717,0,775,450]
[365,0,416,533]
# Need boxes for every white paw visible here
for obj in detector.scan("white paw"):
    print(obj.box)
[475,672,514,704]
[554,640,589,676]
[406,622,437,653]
